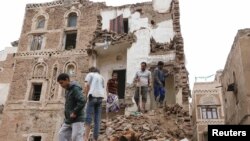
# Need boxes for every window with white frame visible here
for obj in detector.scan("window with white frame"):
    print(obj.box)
[67,12,77,27]
[30,35,43,51]
[29,83,42,101]
[64,32,77,50]
[201,106,218,119]
[36,16,45,29]
[66,64,76,76]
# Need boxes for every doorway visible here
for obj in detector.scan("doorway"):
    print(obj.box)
[113,69,126,99]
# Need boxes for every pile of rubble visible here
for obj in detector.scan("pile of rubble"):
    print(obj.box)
[150,37,174,54]
[97,104,192,141]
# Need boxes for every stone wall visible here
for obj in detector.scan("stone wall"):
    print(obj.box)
[0,47,17,105]
[0,0,99,140]
[221,29,250,124]
[0,54,15,83]
[0,109,64,141]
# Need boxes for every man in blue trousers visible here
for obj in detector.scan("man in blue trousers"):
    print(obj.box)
[153,61,168,108]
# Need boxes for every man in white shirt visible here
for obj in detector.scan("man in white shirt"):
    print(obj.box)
[133,62,152,113]
[84,67,105,141]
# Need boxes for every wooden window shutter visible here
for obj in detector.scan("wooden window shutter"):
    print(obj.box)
[117,15,124,34]
[110,18,115,32]
[109,14,124,34]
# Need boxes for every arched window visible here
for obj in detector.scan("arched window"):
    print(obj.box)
[67,12,77,27]
[36,16,45,29]
[67,64,75,76]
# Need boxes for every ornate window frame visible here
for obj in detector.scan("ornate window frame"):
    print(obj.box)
[64,61,77,77]
[32,62,48,79]
[25,79,48,102]
[32,12,49,31]
[64,8,81,29]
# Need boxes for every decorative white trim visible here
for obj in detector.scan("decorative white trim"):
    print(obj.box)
[197,119,225,125]
[32,61,48,79]
[26,0,81,10]
[48,63,60,100]
[64,61,77,76]
[15,49,87,58]
[64,8,81,28]
[64,7,81,18]
[194,89,219,94]
[31,12,49,31]
[199,95,219,105]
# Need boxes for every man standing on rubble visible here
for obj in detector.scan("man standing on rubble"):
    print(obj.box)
[133,62,152,113]
[153,61,168,108]
[84,67,105,141]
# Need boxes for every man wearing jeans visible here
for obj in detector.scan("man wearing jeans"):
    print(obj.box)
[134,62,151,113]
[153,61,168,108]
[57,73,86,141]
[84,67,105,141]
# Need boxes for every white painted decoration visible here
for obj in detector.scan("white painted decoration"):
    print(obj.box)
[153,0,172,13]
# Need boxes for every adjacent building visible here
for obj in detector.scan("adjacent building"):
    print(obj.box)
[221,28,250,124]
[0,46,17,125]
[192,70,225,141]
[0,46,17,105]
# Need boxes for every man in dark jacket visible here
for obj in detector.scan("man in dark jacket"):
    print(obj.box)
[57,73,85,141]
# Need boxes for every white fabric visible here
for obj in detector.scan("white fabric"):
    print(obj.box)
[106,93,120,113]
[85,72,105,98]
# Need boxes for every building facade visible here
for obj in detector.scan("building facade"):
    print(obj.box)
[0,0,190,140]
[0,47,17,106]
[192,70,225,141]
[0,46,17,125]
[221,29,250,124]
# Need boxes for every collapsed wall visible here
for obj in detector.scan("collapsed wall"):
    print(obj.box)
[88,0,190,108]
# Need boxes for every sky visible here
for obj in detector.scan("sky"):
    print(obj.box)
[0,0,250,90]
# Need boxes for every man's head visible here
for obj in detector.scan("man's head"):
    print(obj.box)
[158,61,164,69]
[89,67,100,73]
[112,72,118,80]
[57,73,70,89]
[141,62,147,71]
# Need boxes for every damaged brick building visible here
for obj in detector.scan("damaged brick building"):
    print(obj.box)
[0,0,190,140]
